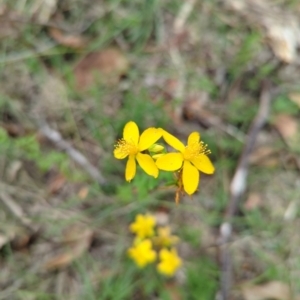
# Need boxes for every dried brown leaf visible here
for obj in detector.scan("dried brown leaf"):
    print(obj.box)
[267,24,299,63]
[47,173,66,195]
[49,27,88,49]
[62,225,92,244]
[78,186,89,200]
[11,233,31,250]
[1,123,25,137]
[241,281,291,300]
[44,228,93,271]
[288,93,300,108]
[249,146,278,167]
[244,193,262,211]
[74,48,129,90]
[224,0,300,63]
[273,114,299,150]
[274,114,298,138]
[44,253,74,271]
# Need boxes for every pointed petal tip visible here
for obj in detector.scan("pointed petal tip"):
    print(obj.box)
[191,155,215,174]
[139,127,163,151]
[125,155,136,182]
[188,132,200,145]
[136,153,159,178]
[162,130,185,152]
[182,160,199,195]
[124,121,139,145]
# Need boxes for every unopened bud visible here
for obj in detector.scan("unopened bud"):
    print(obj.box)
[149,144,165,153]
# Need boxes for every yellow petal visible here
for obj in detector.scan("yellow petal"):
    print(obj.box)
[182,160,199,195]
[162,130,185,152]
[139,128,163,151]
[157,248,182,276]
[136,153,159,178]
[191,154,215,174]
[125,155,136,181]
[114,147,128,159]
[156,153,183,171]
[123,121,139,145]
[127,239,156,268]
[187,132,200,145]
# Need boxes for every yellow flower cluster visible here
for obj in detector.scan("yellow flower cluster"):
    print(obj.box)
[127,214,182,276]
[114,121,215,202]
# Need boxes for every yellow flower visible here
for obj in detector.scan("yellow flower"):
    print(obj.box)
[156,131,215,195]
[114,121,163,182]
[153,226,179,247]
[128,239,157,268]
[129,214,156,239]
[157,248,182,276]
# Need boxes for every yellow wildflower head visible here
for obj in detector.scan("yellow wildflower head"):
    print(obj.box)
[113,121,163,182]
[156,130,215,195]
[128,239,157,268]
[157,248,182,276]
[153,226,179,248]
[129,214,156,239]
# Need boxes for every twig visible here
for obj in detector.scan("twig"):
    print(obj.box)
[173,0,196,35]
[183,104,246,143]
[0,10,101,33]
[0,42,57,65]
[169,0,196,112]
[0,191,36,231]
[169,48,186,100]
[218,80,272,300]
[38,121,107,185]
[226,81,272,218]
[219,222,232,300]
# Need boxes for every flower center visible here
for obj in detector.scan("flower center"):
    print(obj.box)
[183,141,211,161]
[115,138,139,156]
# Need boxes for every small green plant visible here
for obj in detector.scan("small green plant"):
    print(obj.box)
[0,128,75,177]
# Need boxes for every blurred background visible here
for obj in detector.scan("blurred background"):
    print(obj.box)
[0,0,300,299]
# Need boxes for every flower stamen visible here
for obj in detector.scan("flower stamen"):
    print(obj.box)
[115,138,139,156]
[183,141,211,160]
